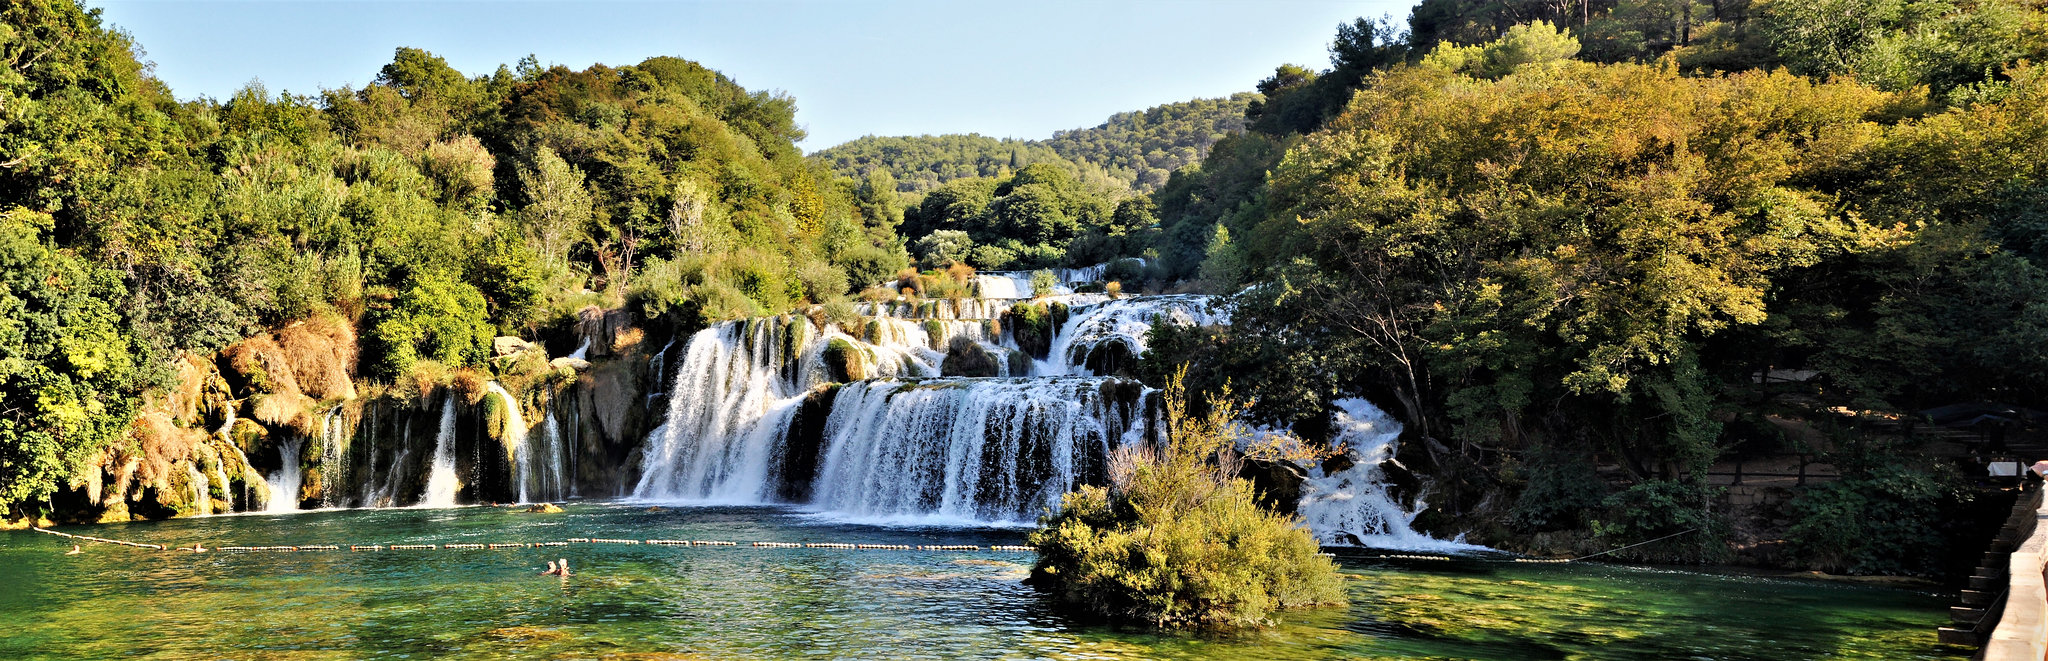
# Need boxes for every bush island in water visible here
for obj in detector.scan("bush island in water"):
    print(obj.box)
[1029,372,1346,628]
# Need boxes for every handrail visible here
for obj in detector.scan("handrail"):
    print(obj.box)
[1982,486,2048,660]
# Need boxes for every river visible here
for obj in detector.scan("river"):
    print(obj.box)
[0,503,1963,660]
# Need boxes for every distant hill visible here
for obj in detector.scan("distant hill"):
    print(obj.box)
[812,93,1257,195]
[1042,93,1256,191]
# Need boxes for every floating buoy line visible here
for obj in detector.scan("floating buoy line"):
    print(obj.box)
[31,527,1030,555]
[35,526,1611,565]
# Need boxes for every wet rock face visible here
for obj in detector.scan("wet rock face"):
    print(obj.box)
[1238,458,1306,517]
[1078,341,1138,378]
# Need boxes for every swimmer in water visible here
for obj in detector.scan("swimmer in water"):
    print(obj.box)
[66,545,81,555]
[556,558,572,577]
[540,560,558,576]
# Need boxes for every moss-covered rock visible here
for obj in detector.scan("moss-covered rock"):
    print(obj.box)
[1008,349,1032,377]
[229,418,269,455]
[941,336,1000,377]
[1008,302,1052,359]
[923,320,947,350]
[823,338,869,382]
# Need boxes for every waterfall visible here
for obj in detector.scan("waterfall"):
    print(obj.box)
[810,378,1143,523]
[488,381,539,504]
[420,395,460,508]
[1040,295,1225,376]
[634,320,818,501]
[541,408,566,502]
[265,437,304,512]
[320,407,346,508]
[216,406,273,511]
[188,464,211,516]
[1297,398,1474,550]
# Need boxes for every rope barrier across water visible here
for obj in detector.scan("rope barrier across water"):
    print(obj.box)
[29,527,1036,555]
[36,525,1608,565]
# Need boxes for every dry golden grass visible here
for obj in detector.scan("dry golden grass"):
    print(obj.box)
[275,314,357,401]
[450,367,490,405]
[252,391,318,437]
[611,326,644,354]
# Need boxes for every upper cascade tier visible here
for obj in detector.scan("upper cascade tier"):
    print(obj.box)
[1039,295,1226,376]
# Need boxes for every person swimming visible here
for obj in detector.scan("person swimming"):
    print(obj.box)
[555,558,571,577]
[65,545,81,555]
[540,560,559,576]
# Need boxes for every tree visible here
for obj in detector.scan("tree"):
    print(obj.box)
[0,209,138,515]
[667,178,709,254]
[913,230,976,269]
[516,146,593,265]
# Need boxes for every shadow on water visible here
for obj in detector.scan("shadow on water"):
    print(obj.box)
[0,503,1968,660]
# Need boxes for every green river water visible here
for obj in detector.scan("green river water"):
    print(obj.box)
[0,503,1968,660]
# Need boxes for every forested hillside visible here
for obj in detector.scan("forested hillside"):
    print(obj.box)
[0,0,907,516]
[812,94,1255,195]
[1141,6,2048,573]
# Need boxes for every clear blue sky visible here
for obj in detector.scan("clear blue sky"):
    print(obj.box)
[91,1,1410,151]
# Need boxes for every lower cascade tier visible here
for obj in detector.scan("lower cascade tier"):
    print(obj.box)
[635,377,1152,523]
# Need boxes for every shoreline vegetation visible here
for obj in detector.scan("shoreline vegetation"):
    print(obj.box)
[0,0,2044,617]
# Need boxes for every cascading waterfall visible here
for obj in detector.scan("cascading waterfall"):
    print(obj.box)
[635,319,819,502]
[810,378,1143,523]
[265,437,304,512]
[216,406,274,510]
[1297,398,1476,550]
[1039,295,1225,376]
[633,309,1151,521]
[320,407,346,508]
[489,381,555,504]
[541,409,567,501]
[420,395,460,508]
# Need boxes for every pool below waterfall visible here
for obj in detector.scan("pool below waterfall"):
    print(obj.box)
[0,503,1967,660]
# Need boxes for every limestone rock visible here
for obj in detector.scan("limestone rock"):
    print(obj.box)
[550,357,591,371]
[525,503,564,514]
[494,336,536,357]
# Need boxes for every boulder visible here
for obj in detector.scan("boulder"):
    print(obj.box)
[1238,458,1307,516]
[494,336,536,357]
[525,503,564,514]
[550,357,591,372]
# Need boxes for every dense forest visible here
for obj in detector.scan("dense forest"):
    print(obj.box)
[0,0,913,515]
[813,94,1255,195]
[5,0,2047,578]
[1140,5,2048,573]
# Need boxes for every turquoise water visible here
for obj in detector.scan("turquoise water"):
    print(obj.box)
[0,504,1966,659]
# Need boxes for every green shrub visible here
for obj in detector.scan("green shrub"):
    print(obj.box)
[820,298,862,330]
[1590,480,1730,564]
[1030,269,1058,298]
[793,258,851,303]
[970,243,1017,270]
[1026,371,1347,628]
[1786,463,1962,576]
[836,242,908,290]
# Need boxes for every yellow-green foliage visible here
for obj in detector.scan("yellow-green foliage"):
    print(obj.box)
[1027,371,1346,628]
